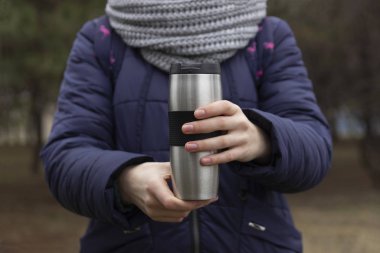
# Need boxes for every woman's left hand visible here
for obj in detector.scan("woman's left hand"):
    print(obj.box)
[182,100,271,166]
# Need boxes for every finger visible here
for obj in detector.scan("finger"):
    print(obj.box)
[147,177,212,211]
[194,100,240,119]
[158,162,172,176]
[185,133,244,152]
[146,206,190,219]
[151,216,186,223]
[200,147,243,165]
[181,198,217,208]
[143,196,191,220]
[182,116,239,134]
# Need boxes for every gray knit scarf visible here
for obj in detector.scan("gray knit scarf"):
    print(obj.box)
[106,0,267,72]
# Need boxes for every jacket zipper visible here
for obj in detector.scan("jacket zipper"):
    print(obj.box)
[248,222,266,232]
[192,210,200,253]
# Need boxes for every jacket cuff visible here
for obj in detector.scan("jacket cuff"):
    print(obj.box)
[233,108,280,177]
[243,108,279,165]
[111,170,149,230]
[100,152,153,229]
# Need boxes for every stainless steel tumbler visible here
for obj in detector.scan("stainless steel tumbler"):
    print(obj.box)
[169,63,222,200]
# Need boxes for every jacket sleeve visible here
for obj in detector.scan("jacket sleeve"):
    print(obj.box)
[40,20,152,229]
[237,18,332,193]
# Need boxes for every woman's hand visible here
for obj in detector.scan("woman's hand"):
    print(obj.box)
[182,100,271,165]
[117,162,216,223]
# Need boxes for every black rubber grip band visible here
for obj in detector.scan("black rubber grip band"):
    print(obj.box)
[169,111,222,146]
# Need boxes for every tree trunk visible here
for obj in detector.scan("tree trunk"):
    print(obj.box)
[360,110,380,189]
[29,80,43,174]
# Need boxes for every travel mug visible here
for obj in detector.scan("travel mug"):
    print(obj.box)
[169,63,222,200]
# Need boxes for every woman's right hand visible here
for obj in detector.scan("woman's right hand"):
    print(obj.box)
[117,162,216,222]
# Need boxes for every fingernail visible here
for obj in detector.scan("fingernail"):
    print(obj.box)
[182,124,193,133]
[201,157,212,165]
[195,109,206,118]
[185,143,198,151]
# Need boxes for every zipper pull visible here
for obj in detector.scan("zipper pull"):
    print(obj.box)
[248,222,266,232]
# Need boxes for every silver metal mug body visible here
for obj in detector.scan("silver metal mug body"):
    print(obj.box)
[169,73,222,200]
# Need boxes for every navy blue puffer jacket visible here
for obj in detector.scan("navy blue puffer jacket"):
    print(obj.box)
[41,16,332,253]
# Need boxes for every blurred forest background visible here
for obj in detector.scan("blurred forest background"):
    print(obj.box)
[0,0,379,252]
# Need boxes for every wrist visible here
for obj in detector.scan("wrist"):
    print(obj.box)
[117,165,137,205]
[113,178,134,213]
[253,125,272,165]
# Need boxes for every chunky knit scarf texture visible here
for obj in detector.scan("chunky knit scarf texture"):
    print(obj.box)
[106,0,267,72]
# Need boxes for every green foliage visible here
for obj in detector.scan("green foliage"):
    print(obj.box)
[1,0,104,94]
[0,0,104,131]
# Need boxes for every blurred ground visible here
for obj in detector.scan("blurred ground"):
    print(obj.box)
[0,142,379,253]
[0,146,87,253]
[287,142,380,253]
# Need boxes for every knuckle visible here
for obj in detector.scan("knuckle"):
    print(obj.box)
[243,149,252,161]
[231,105,240,114]
[228,103,240,114]
[221,100,230,106]
[146,198,156,209]
[220,100,231,110]
[236,118,247,129]
[226,151,236,162]
[240,135,249,146]
[162,198,175,209]
[146,183,155,194]
[145,207,154,217]
[196,140,207,150]
[192,122,201,132]
[218,117,228,129]
[219,136,228,148]
[228,101,237,109]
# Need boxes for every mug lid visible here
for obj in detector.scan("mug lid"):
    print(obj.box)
[170,63,221,75]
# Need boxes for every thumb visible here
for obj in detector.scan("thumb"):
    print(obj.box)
[158,162,172,177]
